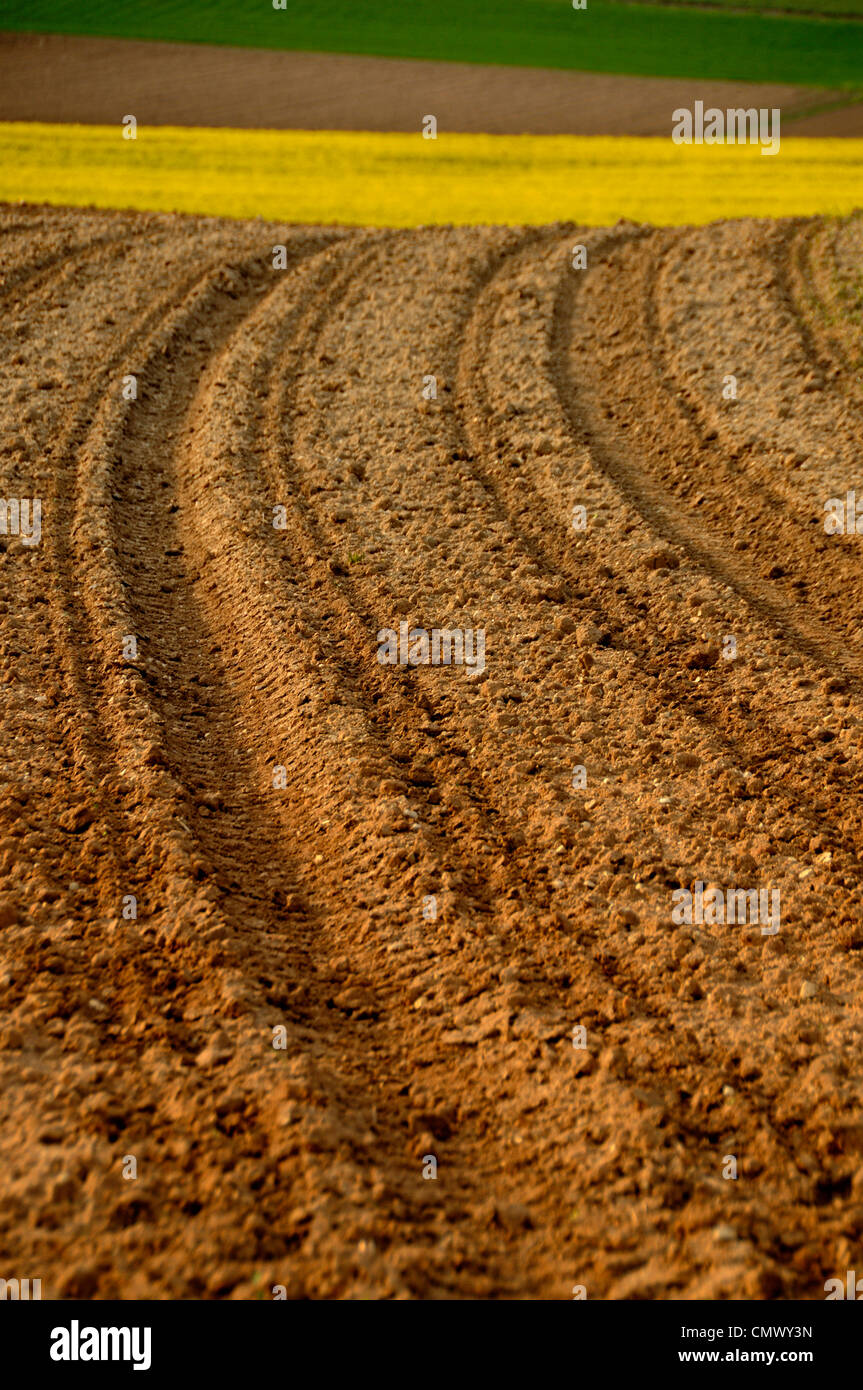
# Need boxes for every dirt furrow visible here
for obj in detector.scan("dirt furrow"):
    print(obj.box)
[450,222,863,1294]
[56,234,430,1297]
[558,222,863,875]
[51,229,560,1297]
[198,229,601,1295]
[2,205,863,1300]
[247,225,799,1296]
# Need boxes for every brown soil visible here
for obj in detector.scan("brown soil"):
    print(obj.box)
[1,31,860,135]
[1,204,863,1300]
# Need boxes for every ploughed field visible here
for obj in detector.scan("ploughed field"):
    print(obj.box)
[1,204,862,1299]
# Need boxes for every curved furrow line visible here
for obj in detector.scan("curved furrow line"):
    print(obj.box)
[45,229,434,1299]
[1,226,369,1296]
[554,233,863,693]
[257,228,696,1290]
[77,230,516,1298]
[546,225,863,882]
[448,224,837,930]
[23,228,225,916]
[642,226,863,644]
[101,234,408,928]
[443,225,810,954]
[451,225,863,1294]
[778,219,863,397]
[548,227,863,897]
[440,229,758,952]
[61,235,344,944]
[265,222,835,1071]
[254,224,604,947]
[183,229,589,1296]
[30,237,348,1231]
[174,233,477,903]
[640,221,863,872]
[296,226,624,928]
[259,229,552,909]
[454,232,786,1130]
[645,231,825,516]
[0,226,144,317]
[547,227,863,806]
[208,224,663,1294]
[251,226,820,1296]
[44,256,240,921]
[553,230,863,1293]
[223,219,863,1297]
[4,206,863,1299]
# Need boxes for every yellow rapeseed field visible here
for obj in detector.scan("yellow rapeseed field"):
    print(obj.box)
[1,122,861,226]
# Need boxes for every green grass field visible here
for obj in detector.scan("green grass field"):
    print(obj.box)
[627,0,863,12]
[1,0,862,89]
[2,124,860,227]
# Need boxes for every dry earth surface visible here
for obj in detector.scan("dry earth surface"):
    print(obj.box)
[1,32,861,135]
[1,204,863,1299]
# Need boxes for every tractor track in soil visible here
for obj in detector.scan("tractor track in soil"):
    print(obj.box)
[1,204,862,1298]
